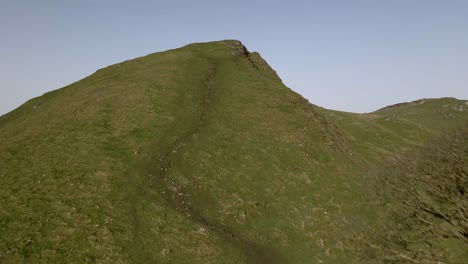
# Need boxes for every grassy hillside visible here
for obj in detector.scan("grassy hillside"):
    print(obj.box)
[362,124,468,263]
[1,40,467,263]
[321,97,468,161]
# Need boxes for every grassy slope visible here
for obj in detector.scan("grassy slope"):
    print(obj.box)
[320,97,468,161]
[0,43,219,263]
[320,99,468,263]
[359,124,468,264]
[0,40,467,263]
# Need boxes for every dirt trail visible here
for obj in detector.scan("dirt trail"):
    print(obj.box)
[144,62,280,263]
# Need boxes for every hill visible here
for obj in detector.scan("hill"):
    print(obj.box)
[0,40,467,263]
[365,124,468,263]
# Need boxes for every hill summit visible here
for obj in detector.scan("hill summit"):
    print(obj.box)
[1,40,467,263]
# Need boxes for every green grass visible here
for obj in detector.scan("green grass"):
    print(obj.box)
[359,124,468,264]
[0,40,467,263]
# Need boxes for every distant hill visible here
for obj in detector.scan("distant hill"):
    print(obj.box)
[1,40,467,263]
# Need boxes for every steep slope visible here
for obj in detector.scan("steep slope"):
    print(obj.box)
[0,40,467,263]
[318,99,468,263]
[362,124,468,264]
[0,40,356,263]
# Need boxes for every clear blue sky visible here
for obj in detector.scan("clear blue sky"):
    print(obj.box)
[1,0,467,115]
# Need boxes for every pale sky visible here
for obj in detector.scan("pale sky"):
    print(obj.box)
[1,0,467,115]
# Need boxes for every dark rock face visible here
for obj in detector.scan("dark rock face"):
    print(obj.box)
[222,40,251,57]
[221,40,283,82]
